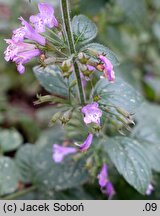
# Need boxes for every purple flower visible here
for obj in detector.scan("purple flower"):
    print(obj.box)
[87,65,96,71]
[102,181,115,200]
[13,49,41,74]
[146,184,154,195]
[98,163,108,187]
[99,55,115,82]
[81,102,102,125]
[53,144,77,163]
[30,3,58,33]
[79,133,93,152]
[29,14,45,33]
[80,72,87,88]
[12,27,26,42]
[97,164,115,199]
[4,39,41,74]
[80,65,95,87]
[19,17,46,45]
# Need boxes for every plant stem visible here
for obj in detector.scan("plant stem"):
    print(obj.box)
[2,186,36,200]
[60,0,85,105]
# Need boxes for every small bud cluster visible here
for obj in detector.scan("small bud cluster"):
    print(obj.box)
[77,51,115,86]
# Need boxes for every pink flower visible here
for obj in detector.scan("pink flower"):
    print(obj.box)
[80,72,87,88]
[81,102,102,125]
[4,39,41,74]
[19,17,46,45]
[87,65,96,71]
[146,184,154,195]
[30,3,58,33]
[98,164,108,187]
[13,49,41,74]
[53,144,77,163]
[99,55,115,82]
[79,134,93,152]
[12,27,26,42]
[97,164,115,199]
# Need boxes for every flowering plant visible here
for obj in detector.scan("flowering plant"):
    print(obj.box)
[2,0,159,199]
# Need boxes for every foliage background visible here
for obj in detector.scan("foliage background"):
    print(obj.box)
[0,0,160,199]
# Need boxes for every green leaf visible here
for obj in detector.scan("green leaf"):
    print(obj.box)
[139,141,160,172]
[66,111,88,141]
[15,144,35,184]
[116,61,142,92]
[32,126,88,190]
[72,15,97,45]
[102,137,152,194]
[0,156,19,196]
[132,102,160,144]
[35,125,65,148]
[116,0,147,25]
[33,65,68,97]
[33,143,89,191]
[144,77,160,101]
[79,0,106,15]
[94,77,142,113]
[81,43,119,65]
[0,129,23,153]
[152,22,160,40]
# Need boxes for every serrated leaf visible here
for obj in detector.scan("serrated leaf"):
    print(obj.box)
[0,129,23,153]
[94,77,142,113]
[0,157,19,196]
[15,144,35,184]
[81,43,119,65]
[72,15,97,45]
[102,137,152,194]
[33,65,68,97]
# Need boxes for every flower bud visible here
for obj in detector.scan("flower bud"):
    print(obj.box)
[115,115,132,132]
[80,64,95,77]
[62,71,73,79]
[93,95,101,102]
[78,52,89,64]
[60,110,72,125]
[49,112,62,126]
[34,94,54,105]
[96,64,104,71]
[60,60,72,72]
[86,157,93,169]
[115,107,135,125]
[115,107,130,118]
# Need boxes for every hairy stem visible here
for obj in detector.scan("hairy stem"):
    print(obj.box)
[60,0,85,105]
[2,186,36,200]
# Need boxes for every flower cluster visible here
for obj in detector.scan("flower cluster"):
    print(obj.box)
[78,52,115,85]
[4,3,58,74]
[98,55,115,82]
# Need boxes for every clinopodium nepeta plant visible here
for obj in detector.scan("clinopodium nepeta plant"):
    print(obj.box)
[4,1,155,199]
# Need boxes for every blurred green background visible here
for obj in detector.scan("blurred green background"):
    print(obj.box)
[0,0,160,199]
